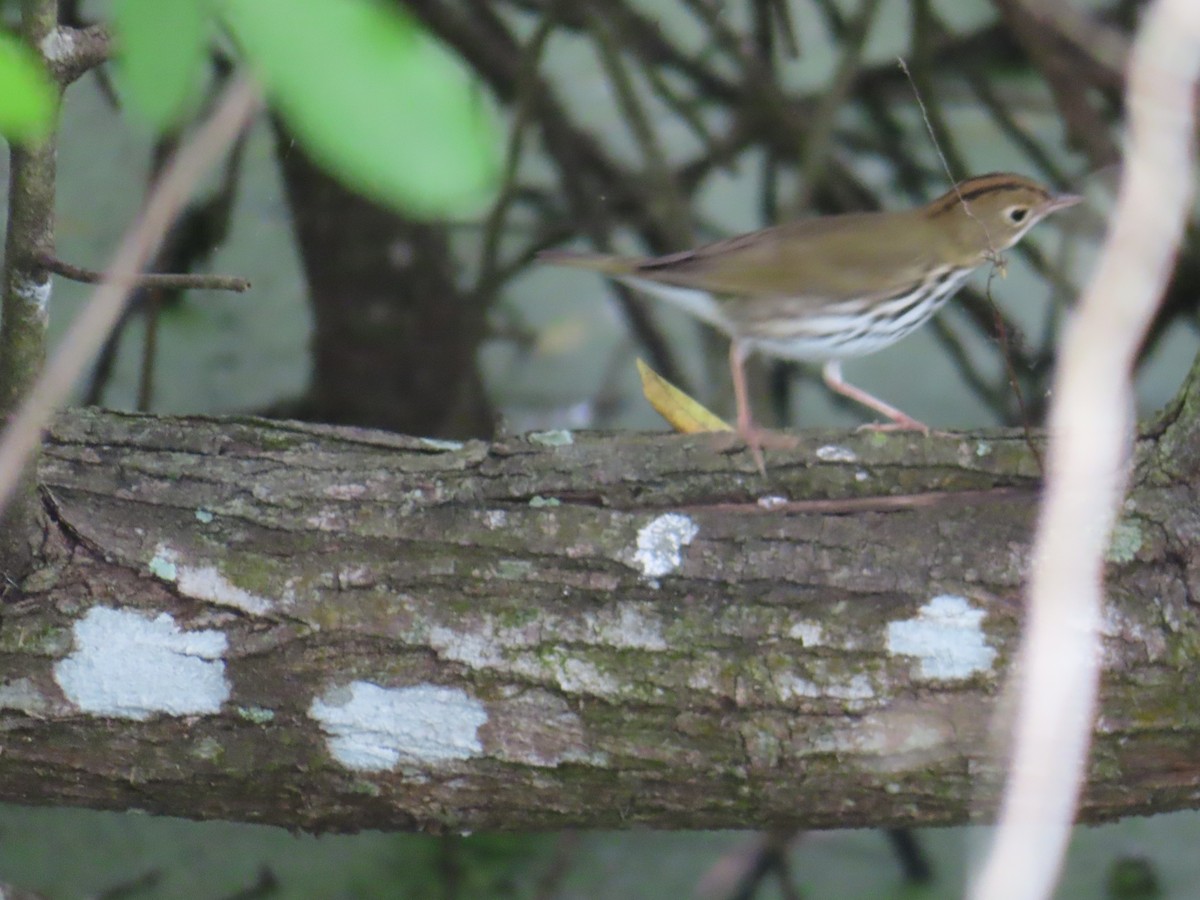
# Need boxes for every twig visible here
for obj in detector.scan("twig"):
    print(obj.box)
[854,87,935,201]
[95,866,162,900]
[34,252,251,292]
[217,867,279,900]
[508,0,744,106]
[1007,0,1128,91]
[43,23,112,86]
[756,0,799,59]
[694,829,803,900]
[473,8,556,304]
[790,0,883,214]
[887,829,933,884]
[970,1,1200,897]
[907,0,971,181]
[420,0,688,386]
[0,76,261,516]
[992,0,1121,169]
[587,2,694,246]
[87,72,250,408]
[636,54,718,152]
[958,61,1071,187]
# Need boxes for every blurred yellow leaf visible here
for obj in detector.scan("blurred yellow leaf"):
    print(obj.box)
[536,319,587,356]
[636,359,731,434]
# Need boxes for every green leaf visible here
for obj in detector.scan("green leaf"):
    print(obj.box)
[111,0,211,129]
[0,31,55,142]
[221,0,499,217]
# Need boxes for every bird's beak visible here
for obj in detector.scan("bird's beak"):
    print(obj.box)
[1045,192,1084,213]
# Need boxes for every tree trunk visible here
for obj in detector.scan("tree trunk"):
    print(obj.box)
[2,363,1199,832]
[273,127,493,441]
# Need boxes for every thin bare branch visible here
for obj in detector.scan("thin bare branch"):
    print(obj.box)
[473,8,556,304]
[992,0,1121,169]
[587,3,694,246]
[35,253,251,292]
[790,0,883,214]
[0,76,261,515]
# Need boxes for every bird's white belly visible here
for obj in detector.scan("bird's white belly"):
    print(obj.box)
[747,268,972,361]
[617,267,972,362]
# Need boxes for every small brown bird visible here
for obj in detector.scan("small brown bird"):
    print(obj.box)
[540,173,1081,471]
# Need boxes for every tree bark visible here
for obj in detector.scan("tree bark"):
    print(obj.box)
[2,365,1198,832]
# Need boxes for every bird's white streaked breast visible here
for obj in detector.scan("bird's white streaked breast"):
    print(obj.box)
[745,267,972,361]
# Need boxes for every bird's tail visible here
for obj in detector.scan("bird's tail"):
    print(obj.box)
[537,248,640,276]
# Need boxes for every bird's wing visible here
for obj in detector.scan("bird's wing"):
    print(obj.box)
[632,213,938,306]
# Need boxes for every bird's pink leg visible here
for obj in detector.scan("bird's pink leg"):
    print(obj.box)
[821,360,930,433]
[728,342,796,473]
[729,341,765,474]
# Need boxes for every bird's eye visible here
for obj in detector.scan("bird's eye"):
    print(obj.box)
[1006,206,1029,224]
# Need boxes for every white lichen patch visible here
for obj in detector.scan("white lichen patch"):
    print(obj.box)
[419,437,464,451]
[1100,604,1167,664]
[686,662,723,693]
[309,681,488,772]
[236,705,276,724]
[12,276,51,318]
[429,606,659,698]
[306,508,342,530]
[40,27,75,62]
[529,429,574,447]
[777,672,874,702]
[148,546,178,582]
[816,445,858,463]
[150,544,272,615]
[181,563,272,614]
[787,620,824,647]
[1106,519,1144,564]
[632,513,698,579]
[54,606,229,721]
[192,737,223,761]
[324,482,368,500]
[334,565,376,589]
[585,603,668,650]
[0,677,50,716]
[430,624,509,670]
[836,712,952,760]
[550,657,620,696]
[482,510,508,529]
[887,594,996,680]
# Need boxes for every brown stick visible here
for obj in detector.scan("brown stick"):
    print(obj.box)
[34,252,251,293]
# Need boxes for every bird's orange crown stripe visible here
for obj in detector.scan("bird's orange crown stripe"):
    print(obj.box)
[924,173,1048,219]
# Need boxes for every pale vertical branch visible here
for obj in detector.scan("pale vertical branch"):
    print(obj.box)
[970,1,1200,898]
[0,76,261,516]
